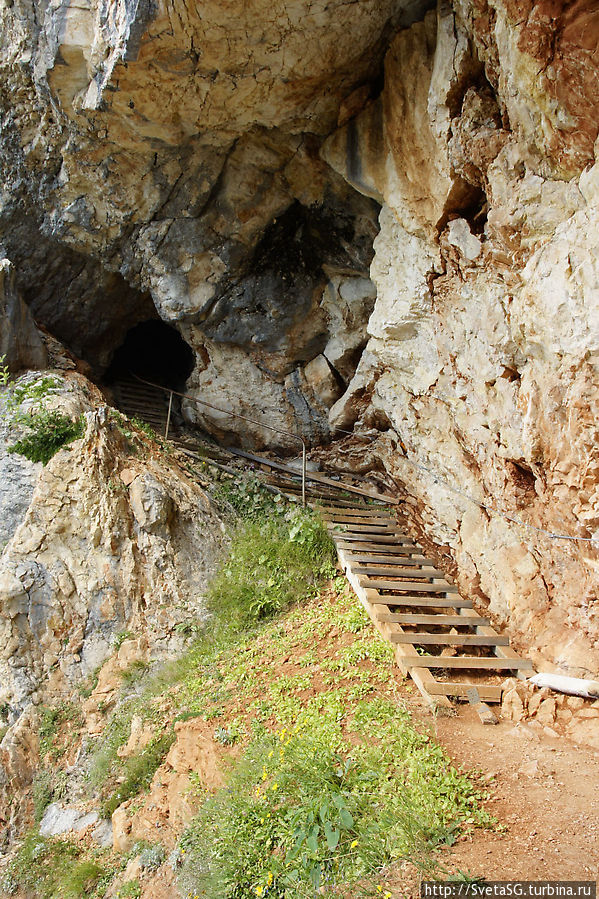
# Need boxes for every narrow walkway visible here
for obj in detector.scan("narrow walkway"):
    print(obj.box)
[114,380,532,710]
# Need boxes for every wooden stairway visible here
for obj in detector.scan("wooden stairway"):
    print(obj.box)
[322,503,532,708]
[112,377,171,434]
[111,386,532,710]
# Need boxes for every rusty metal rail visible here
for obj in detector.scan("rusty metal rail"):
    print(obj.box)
[132,374,308,506]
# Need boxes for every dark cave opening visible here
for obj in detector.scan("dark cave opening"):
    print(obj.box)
[104,319,195,390]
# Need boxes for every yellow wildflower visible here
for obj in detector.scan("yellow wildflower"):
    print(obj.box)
[351,840,358,848]
[255,888,263,897]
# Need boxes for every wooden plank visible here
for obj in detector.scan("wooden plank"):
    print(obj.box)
[323,515,398,526]
[352,565,446,578]
[467,688,499,724]
[399,656,533,670]
[361,579,459,594]
[390,633,509,646]
[368,594,473,609]
[319,507,393,518]
[376,612,492,626]
[334,535,418,546]
[328,523,405,535]
[426,682,503,702]
[339,552,435,565]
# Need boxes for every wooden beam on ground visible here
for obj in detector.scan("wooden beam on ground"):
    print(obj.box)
[367,594,473,609]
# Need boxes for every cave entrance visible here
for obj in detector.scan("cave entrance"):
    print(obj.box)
[105,319,195,391]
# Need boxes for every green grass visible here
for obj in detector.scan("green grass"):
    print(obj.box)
[1,831,110,898]
[101,730,176,818]
[178,698,494,898]
[80,493,493,898]
[206,507,336,627]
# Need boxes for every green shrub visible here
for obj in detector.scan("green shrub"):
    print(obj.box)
[8,409,84,464]
[214,475,283,520]
[61,860,108,898]
[206,508,336,628]
[1,830,88,898]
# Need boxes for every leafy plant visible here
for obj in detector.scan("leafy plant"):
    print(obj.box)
[32,767,68,822]
[0,354,9,387]
[214,475,282,520]
[8,409,84,464]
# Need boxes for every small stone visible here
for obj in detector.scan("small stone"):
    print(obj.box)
[567,696,586,711]
[574,708,599,719]
[535,698,557,726]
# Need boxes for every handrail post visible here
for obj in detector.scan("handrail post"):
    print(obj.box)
[165,390,173,440]
[301,440,307,507]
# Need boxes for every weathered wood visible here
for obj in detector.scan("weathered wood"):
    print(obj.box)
[376,612,491,626]
[337,549,452,710]
[328,523,405,535]
[367,594,473,608]
[389,632,509,646]
[334,537,420,549]
[352,565,446,578]
[339,552,435,565]
[324,516,398,527]
[334,533,417,544]
[226,446,399,504]
[319,507,393,518]
[361,578,459,593]
[399,656,533,670]
[426,682,503,702]
[467,687,499,723]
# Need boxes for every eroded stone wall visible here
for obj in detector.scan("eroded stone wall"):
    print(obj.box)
[1,0,599,674]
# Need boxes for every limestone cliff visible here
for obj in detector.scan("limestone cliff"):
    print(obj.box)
[1,0,598,679]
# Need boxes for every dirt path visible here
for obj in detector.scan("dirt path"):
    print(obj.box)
[429,707,599,881]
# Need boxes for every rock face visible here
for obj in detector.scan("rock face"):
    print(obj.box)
[0,374,226,714]
[1,0,599,675]
[324,1,599,678]
[0,257,47,374]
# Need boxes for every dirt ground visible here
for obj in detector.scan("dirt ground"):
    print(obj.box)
[429,706,599,881]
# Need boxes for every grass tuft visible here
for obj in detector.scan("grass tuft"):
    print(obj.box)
[206,507,336,628]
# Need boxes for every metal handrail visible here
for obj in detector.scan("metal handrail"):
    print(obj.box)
[131,374,307,506]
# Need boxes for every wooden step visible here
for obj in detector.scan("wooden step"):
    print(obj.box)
[334,535,418,546]
[352,565,446,578]
[328,523,402,534]
[322,514,397,525]
[319,507,393,518]
[390,632,509,646]
[426,682,503,702]
[376,612,491,627]
[400,656,533,670]
[341,552,435,565]
[367,594,473,609]
[361,579,459,593]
